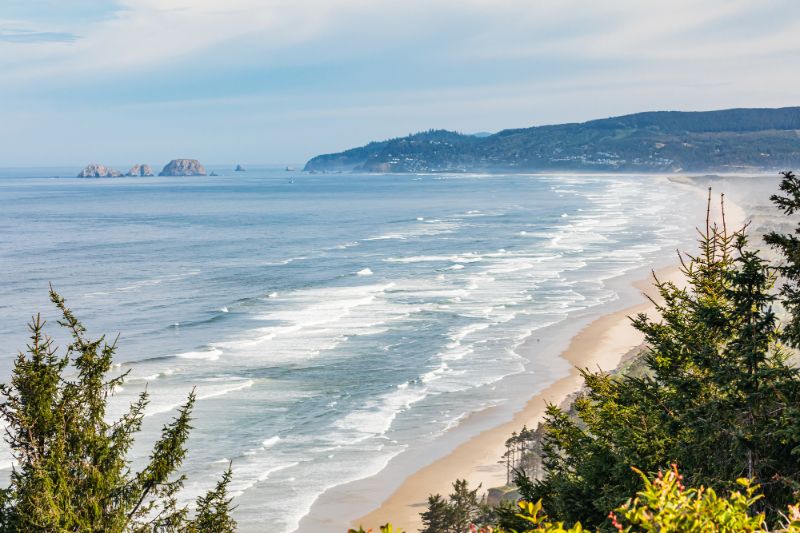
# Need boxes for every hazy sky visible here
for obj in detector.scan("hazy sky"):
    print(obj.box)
[1,0,799,166]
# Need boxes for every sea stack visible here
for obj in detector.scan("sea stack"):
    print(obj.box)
[126,164,154,177]
[77,164,122,177]
[235,164,245,172]
[159,159,206,176]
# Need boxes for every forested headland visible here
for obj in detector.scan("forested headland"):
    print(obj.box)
[305,108,800,174]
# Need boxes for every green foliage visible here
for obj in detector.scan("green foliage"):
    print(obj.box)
[765,171,800,347]
[420,493,453,533]
[505,499,588,532]
[505,467,800,532]
[348,523,403,533]
[374,468,800,532]
[612,465,767,533]
[0,288,237,532]
[418,479,494,533]
[520,186,800,529]
[187,466,237,533]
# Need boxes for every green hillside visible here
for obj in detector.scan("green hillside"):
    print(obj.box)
[304,107,800,173]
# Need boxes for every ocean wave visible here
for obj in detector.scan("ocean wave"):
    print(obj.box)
[326,241,359,250]
[113,271,200,293]
[144,378,254,418]
[229,460,301,497]
[383,253,482,264]
[364,220,458,242]
[262,436,281,448]
[175,348,223,361]
[263,256,307,266]
[215,283,414,363]
[364,233,406,241]
[331,384,429,441]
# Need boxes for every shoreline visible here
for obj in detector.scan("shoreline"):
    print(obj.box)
[351,266,680,531]
[295,177,747,533]
[347,182,747,531]
[296,262,682,533]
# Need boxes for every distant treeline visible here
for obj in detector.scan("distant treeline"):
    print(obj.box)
[305,107,800,173]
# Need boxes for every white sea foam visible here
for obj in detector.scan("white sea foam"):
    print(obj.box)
[229,461,302,497]
[356,267,373,276]
[332,384,429,441]
[330,241,359,250]
[384,254,480,264]
[115,271,200,293]
[215,283,415,363]
[262,436,281,448]
[176,347,223,361]
[365,233,406,241]
[263,256,306,266]
[365,221,458,241]
[144,378,254,417]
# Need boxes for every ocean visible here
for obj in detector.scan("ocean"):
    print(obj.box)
[0,168,705,531]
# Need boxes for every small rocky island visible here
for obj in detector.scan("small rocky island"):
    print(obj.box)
[235,164,245,172]
[77,164,122,178]
[126,164,154,177]
[159,159,206,176]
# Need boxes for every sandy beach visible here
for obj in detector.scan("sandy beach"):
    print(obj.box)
[350,179,748,532]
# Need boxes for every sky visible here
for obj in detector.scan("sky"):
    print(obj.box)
[1,0,799,167]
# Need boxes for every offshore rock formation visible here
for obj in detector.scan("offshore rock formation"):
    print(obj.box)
[235,164,245,171]
[126,164,154,177]
[77,164,122,177]
[159,159,206,176]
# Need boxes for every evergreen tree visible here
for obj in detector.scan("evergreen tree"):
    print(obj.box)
[188,466,237,533]
[520,190,800,529]
[419,494,452,533]
[765,171,800,346]
[419,479,485,533]
[0,288,237,532]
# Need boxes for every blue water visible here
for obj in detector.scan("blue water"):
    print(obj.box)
[0,168,703,531]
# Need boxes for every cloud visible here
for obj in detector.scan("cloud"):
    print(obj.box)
[3,0,800,83]
[1,0,800,165]
[0,28,79,43]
